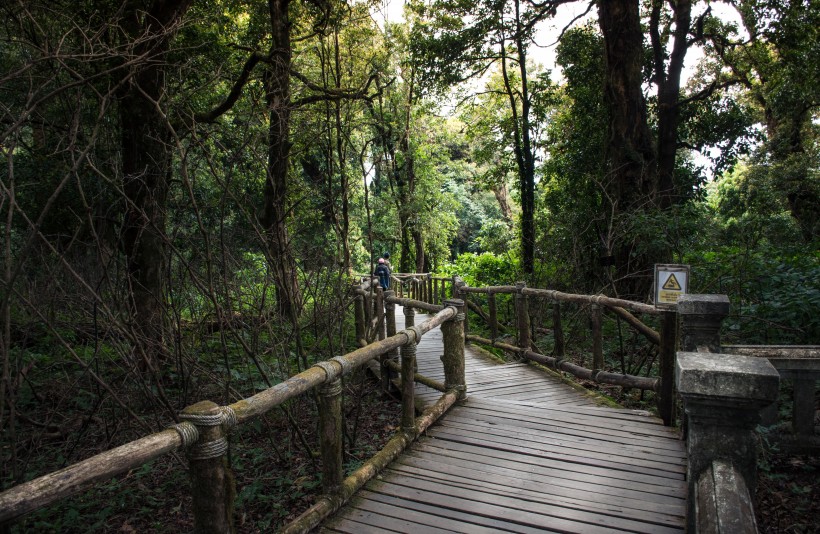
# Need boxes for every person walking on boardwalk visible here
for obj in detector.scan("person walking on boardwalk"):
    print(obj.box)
[374,257,391,289]
[382,252,392,271]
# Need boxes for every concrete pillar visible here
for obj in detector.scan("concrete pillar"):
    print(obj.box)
[676,352,779,533]
[678,294,730,353]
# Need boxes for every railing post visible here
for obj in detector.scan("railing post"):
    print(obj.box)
[441,299,467,401]
[657,310,677,426]
[427,273,433,305]
[488,291,498,340]
[180,401,236,534]
[677,352,779,533]
[318,376,344,494]
[553,301,565,359]
[384,290,398,388]
[400,338,417,431]
[591,304,603,370]
[352,282,365,346]
[677,294,730,353]
[515,282,531,351]
[452,277,468,340]
[404,303,415,329]
[376,288,390,392]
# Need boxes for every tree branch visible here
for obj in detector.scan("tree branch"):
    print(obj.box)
[193,51,267,123]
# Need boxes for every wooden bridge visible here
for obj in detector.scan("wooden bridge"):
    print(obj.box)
[0,277,814,533]
[322,306,687,533]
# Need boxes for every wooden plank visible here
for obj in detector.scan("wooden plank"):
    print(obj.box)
[414,439,687,491]
[438,409,683,455]
[390,456,686,521]
[400,447,686,507]
[368,472,682,534]
[427,427,684,478]
[437,418,687,464]
[353,488,560,534]
[462,403,684,448]
[348,494,507,534]
[363,479,636,534]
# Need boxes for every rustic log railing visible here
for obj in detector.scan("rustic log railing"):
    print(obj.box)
[0,284,467,534]
[451,276,678,425]
[387,273,452,305]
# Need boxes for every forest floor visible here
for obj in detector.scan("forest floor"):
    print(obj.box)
[4,370,818,533]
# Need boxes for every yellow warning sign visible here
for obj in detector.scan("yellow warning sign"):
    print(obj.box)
[658,290,681,304]
[654,264,689,308]
[662,273,682,291]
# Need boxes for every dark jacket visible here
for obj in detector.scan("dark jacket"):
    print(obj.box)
[374,264,391,289]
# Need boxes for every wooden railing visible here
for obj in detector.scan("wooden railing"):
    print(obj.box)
[389,273,452,305]
[450,277,678,425]
[0,282,468,534]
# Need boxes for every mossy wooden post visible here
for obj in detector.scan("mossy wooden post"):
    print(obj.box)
[376,288,390,391]
[427,274,433,305]
[400,337,417,430]
[433,278,439,305]
[488,291,498,340]
[404,303,415,329]
[553,301,565,359]
[591,304,603,370]
[318,377,343,494]
[657,310,677,426]
[453,277,469,341]
[181,401,236,534]
[384,290,398,391]
[515,282,531,351]
[353,283,365,345]
[441,299,467,401]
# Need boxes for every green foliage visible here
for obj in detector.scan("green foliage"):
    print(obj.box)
[439,252,519,287]
[691,247,820,344]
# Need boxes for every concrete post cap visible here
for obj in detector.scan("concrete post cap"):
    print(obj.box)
[676,351,779,405]
[677,294,731,316]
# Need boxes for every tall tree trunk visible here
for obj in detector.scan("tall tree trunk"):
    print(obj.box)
[412,228,425,272]
[262,0,302,319]
[652,0,691,208]
[598,0,657,298]
[119,0,191,369]
[500,0,536,275]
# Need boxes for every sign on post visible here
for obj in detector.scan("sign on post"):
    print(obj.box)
[654,264,689,308]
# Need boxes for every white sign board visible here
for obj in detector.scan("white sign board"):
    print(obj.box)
[654,264,689,308]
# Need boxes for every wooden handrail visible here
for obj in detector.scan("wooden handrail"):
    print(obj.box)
[465,334,659,391]
[0,429,184,524]
[452,278,675,423]
[0,302,460,527]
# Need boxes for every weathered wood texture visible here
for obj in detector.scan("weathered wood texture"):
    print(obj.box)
[322,307,687,533]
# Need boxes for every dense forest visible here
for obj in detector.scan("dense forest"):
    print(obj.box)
[0,0,818,530]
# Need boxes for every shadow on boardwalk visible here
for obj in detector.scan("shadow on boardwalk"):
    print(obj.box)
[322,307,686,533]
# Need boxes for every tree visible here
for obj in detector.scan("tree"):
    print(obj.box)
[704,0,820,241]
[409,0,543,274]
[119,0,193,369]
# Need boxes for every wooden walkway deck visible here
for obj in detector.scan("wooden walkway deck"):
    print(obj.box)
[321,308,687,533]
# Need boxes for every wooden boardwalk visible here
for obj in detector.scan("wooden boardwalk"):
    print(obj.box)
[321,308,687,533]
